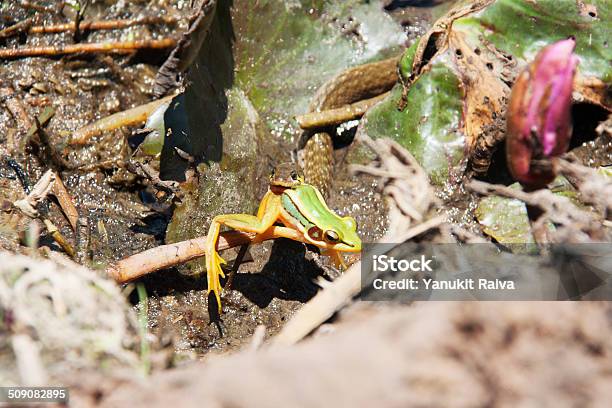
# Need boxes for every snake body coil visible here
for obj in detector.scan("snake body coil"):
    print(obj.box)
[301,56,400,196]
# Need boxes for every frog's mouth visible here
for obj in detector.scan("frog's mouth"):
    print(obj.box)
[337,242,362,253]
[270,184,292,194]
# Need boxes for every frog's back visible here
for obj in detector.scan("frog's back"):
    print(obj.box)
[283,184,342,225]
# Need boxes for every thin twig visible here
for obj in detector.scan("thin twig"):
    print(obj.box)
[349,163,412,179]
[27,16,179,35]
[72,0,89,42]
[68,94,175,145]
[296,92,390,130]
[13,170,76,257]
[106,227,297,284]
[0,17,35,39]
[0,86,34,154]
[50,175,79,231]
[42,218,75,258]
[125,160,180,196]
[17,1,55,13]
[75,216,89,263]
[0,38,177,59]
[393,215,446,243]
[555,158,612,217]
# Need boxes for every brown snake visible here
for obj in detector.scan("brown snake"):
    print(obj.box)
[300,56,400,196]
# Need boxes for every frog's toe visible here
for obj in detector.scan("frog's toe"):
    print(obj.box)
[215,252,227,278]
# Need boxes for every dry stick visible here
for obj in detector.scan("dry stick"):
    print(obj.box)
[13,170,76,257]
[0,86,35,132]
[17,1,55,13]
[0,17,35,39]
[75,216,89,264]
[0,38,177,60]
[69,94,175,145]
[28,16,179,35]
[466,180,550,214]
[106,227,295,284]
[555,158,612,216]
[393,215,446,243]
[50,175,79,232]
[42,218,76,258]
[125,160,180,196]
[295,91,390,130]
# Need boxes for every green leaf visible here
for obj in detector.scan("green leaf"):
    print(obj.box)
[363,61,466,184]
[475,183,536,245]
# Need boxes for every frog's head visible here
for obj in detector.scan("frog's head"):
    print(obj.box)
[281,184,361,253]
[305,215,362,253]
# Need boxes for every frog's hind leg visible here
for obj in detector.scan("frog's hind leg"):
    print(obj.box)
[204,193,282,313]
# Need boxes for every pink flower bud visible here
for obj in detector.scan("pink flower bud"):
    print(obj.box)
[506,38,579,189]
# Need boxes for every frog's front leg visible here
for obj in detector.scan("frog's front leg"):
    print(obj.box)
[322,248,348,270]
[204,192,282,313]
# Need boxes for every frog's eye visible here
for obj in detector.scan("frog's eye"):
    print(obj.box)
[269,168,276,179]
[290,170,299,180]
[324,230,340,243]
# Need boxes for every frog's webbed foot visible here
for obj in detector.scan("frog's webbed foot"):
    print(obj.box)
[205,248,227,314]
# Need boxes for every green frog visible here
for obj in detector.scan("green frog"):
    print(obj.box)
[204,163,361,313]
